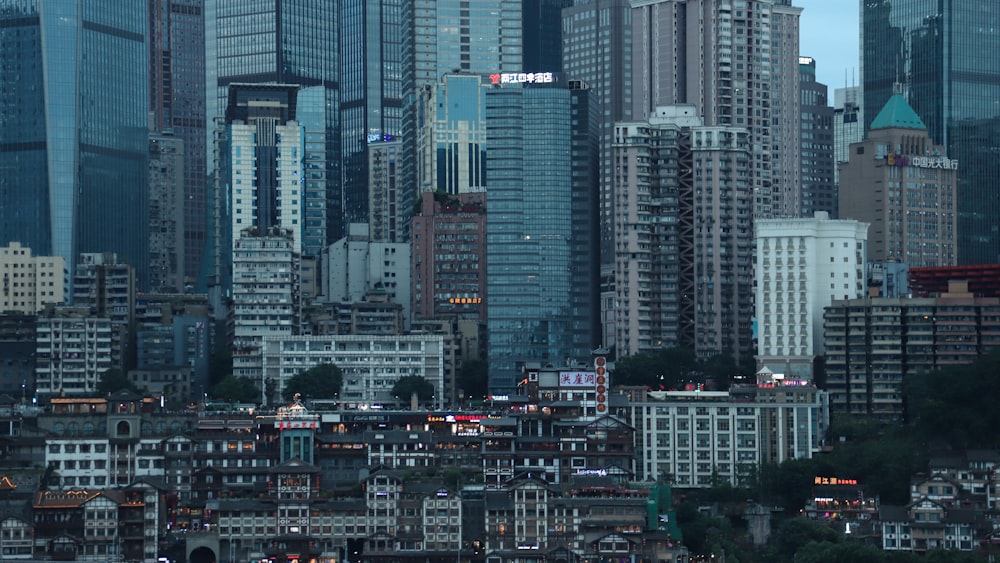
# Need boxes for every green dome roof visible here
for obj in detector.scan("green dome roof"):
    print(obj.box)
[870,94,927,130]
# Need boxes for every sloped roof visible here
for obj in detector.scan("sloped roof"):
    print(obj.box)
[870,94,927,130]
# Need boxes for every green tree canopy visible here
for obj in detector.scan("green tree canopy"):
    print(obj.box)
[614,347,699,389]
[905,347,1000,449]
[392,375,435,405]
[282,363,343,402]
[97,368,141,396]
[210,375,259,404]
[457,359,488,402]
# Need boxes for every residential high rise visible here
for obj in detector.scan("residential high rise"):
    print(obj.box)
[839,94,958,267]
[755,212,868,379]
[799,58,836,218]
[862,0,1000,264]
[485,81,600,394]
[205,0,340,243]
[232,229,300,388]
[0,1,150,288]
[35,308,112,398]
[74,253,137,371]
[613,106,754,363]
[148,131,186,293]
[149,0,207,283]
[631,0,802,219]
[824,282,1000,420]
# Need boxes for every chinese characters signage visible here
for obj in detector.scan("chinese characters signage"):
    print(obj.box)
[489,72,555,85]
[559,371,596,388]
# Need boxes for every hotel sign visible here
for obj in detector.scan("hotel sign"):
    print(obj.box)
[887,153,958,170]
[489,72,555,85]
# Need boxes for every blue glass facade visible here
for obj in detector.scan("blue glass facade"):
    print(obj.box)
[150,0,207,283]
[485,83,600,394]
[863,0,1000,264]
[0,0,150,287]
[339,0,403,231]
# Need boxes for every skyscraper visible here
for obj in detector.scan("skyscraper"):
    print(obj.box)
[799,57,836,217]
[149,0,206,284]
[340,0,404,233]
[486,80,600,394]
[562,0,632,264]
[862,0,1000,264]
[613,106,754,363]
[839,94,958,268]
[401,0,521,236]
[0,1,150,288]
[833,86,864,184]
[205,0,339,244]
[523,0,573,73]
[631,0,802,219]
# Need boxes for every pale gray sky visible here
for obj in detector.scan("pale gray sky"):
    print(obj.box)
[797,0,861,92]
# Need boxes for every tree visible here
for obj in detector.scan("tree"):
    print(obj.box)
[97,368,140,395]
[282,364,343,402]
[614,347,698,389]
[210,375,259,404]
[392,375,435,406]
[457,359,488,402]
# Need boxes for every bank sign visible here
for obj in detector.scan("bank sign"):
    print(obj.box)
[887,153,958,170]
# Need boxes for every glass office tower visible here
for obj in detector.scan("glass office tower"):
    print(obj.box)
[862,0,1000,264]
[339,0,404,233]
[150,0,206,284]
[485,80,600,394]
[0,0,150,287]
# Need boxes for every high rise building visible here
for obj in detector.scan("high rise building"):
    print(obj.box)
[232,229,300,387]
[211,84,304,296]
[340,0,404,231]
[411,191,487,322]
[148,131,186,293]
[562,0,632,265]
[613,106,754,363]
[0,1,150,288]
[485,81,600,394]
[833,86,864,184]
[824,282,1000,420]
[35,308,112,398]
[523,0,573,73]
[416,74,490,196]
[149,0,206,283]
[862,0,1000,264]
[631,0,801,219]
[839,94,958,268]
[401,1,522,236]
[367,140,404,242]
[799,58,836,218]
[74,252,137,371]
[755,212,868,379]
[205,0,340,243]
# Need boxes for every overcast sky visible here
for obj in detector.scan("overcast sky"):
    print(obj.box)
[797,0,861,93]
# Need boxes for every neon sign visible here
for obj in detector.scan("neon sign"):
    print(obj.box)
[489,72,555,85]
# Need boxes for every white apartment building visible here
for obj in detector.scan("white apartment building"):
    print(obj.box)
[232,230,299,382]
[755,212,868,377]
[0,242,65,313]
[35,313,112,397]
[261,334,445,410]
[629,384,829,488]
